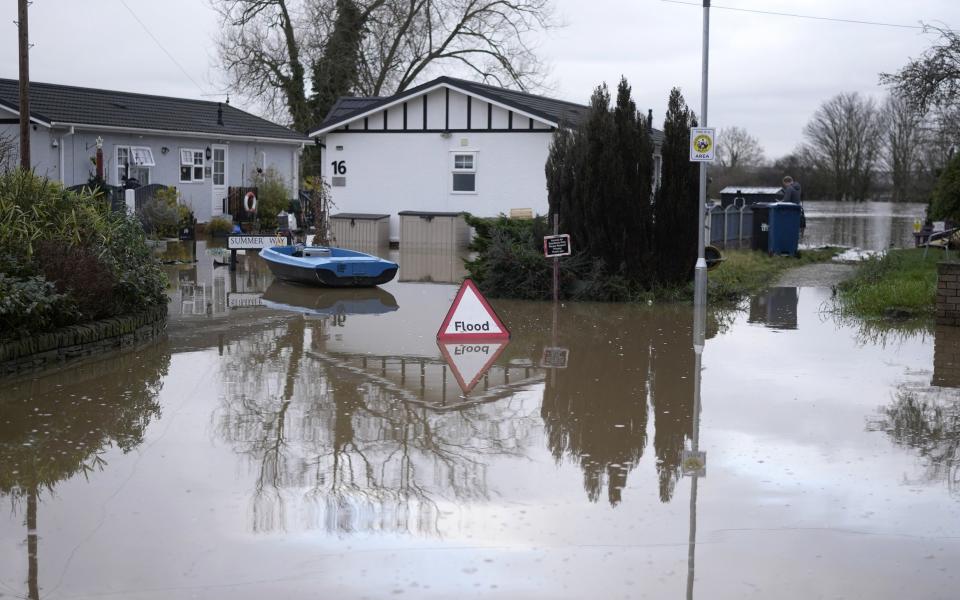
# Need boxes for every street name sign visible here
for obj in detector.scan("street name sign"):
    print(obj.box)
[689,127,716,162]
[543,234,572,258]
[437,279,510,341]
[227,235,290,250]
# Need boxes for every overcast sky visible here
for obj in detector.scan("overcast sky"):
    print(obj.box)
[2,1,958,159]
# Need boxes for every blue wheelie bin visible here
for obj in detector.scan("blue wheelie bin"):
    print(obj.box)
[751,202,802,256]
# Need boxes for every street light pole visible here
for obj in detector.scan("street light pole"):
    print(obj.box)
[695,0,711,307]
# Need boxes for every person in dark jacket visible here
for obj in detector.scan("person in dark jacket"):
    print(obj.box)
[781,176,802,204]
[780,176,805,231]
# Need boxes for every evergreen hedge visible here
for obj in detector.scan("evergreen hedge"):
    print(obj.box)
[467,79,701,301]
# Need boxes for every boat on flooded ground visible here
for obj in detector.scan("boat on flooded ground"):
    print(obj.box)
[259,245,398,287]
[260,281,399,317]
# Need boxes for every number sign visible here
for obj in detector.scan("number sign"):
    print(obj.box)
[330,160,347,175]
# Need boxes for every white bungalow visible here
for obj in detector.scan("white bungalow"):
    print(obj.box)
[309,76,663,243]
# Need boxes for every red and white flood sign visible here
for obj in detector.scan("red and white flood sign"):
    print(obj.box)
[437,279,510,340]
[438,341,509,394]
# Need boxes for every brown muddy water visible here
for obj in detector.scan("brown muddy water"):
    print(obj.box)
[2,230,958,599]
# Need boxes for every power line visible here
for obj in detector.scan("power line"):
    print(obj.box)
[660,0,942,31]
[118,0,209,96]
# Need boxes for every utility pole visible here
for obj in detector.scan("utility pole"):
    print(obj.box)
[18,0,31,170]
[694,0,710,307]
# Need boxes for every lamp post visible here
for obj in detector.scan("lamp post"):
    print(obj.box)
[694,0,711,307]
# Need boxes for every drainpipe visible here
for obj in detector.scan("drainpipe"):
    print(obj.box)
[59,125,75,185]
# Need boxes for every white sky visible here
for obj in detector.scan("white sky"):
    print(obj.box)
[2,1,958,158]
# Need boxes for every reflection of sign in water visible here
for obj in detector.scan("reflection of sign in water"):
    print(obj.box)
[227,292,264,308]
[438,341,509,394]
[543,234,572,258]
[681,450,706,477]
[437,279,510,340]
[227,235,289,250]
[541,346,569,368]
[689,127,716,162]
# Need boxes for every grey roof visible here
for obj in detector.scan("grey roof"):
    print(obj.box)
[314,76,665,144]
[719,187,782,195]
[0,78,307,142]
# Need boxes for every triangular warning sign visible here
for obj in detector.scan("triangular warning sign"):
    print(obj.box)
[437,279,510,341]
[438,340,509,394]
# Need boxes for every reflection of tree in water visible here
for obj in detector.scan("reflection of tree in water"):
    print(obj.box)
[869,388,960,495]
[539,304,698,505]
[0,343,169,600]
[214,317,537,535]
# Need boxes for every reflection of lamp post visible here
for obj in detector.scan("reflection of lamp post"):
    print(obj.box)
[684,299,707,600]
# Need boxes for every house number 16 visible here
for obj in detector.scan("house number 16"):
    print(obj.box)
[330,160,347,175]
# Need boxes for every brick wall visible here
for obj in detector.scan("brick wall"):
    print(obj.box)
[936,262,960,326]
[934,325,960,387]
[0,305,167,378]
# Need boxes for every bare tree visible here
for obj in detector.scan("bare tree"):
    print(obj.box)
[715,126,764,171]
[880,24,960,114]
[212,0,554,132]
[881,94,925,202]
[803,92,884,201]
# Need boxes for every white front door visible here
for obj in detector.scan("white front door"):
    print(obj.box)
[211,144,228,216]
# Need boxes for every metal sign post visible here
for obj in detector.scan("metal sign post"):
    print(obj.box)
[552,214,560,302]
[694,0,711,308]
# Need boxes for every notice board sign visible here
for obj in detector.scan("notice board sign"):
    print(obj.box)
[543,234,572,258]
[541,346,569,369]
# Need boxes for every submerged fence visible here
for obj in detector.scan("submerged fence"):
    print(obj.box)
[706,203,753,249]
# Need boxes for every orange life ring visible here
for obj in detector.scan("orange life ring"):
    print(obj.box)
[244,191,257,212]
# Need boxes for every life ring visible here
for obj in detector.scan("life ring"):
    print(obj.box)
[244,191,257,213]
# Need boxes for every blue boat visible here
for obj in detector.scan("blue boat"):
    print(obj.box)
[259,245,398,287]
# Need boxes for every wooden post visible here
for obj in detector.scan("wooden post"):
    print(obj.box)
[17,0,30,170]
[552,213,559,303]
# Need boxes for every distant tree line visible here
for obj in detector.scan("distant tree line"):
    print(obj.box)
[716,26,960,206]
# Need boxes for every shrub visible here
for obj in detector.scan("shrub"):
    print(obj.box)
[930,152,960,222]
[208,216,234,236]
[139,198,181,238]
[250,167,291,230]
[0,273,80,340]
[0,170,167,339]
[36,240,117,320]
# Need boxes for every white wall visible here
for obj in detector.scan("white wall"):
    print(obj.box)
[324,130,553,241]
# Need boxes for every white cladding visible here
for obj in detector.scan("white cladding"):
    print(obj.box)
[322,87,557,241]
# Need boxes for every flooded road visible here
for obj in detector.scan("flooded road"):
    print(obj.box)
[802,200,926,251]
[2,237,959,599]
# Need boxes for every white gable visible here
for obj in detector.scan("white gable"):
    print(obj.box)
[317,83,558,136]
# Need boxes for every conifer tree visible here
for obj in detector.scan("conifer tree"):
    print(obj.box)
[546,78,654,287]
[653,88,700,286]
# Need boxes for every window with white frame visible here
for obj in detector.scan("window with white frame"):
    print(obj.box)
[451,152,477,193]
[115,145,154,185]
[180,149,205,183]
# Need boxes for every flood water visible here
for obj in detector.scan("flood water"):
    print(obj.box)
[2,222,958,599]
[802,200,927,251]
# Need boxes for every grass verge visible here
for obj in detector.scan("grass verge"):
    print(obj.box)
[835,249,939,321]
[701,247,843,304]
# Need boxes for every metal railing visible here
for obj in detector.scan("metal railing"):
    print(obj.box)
[705,203,753,249]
